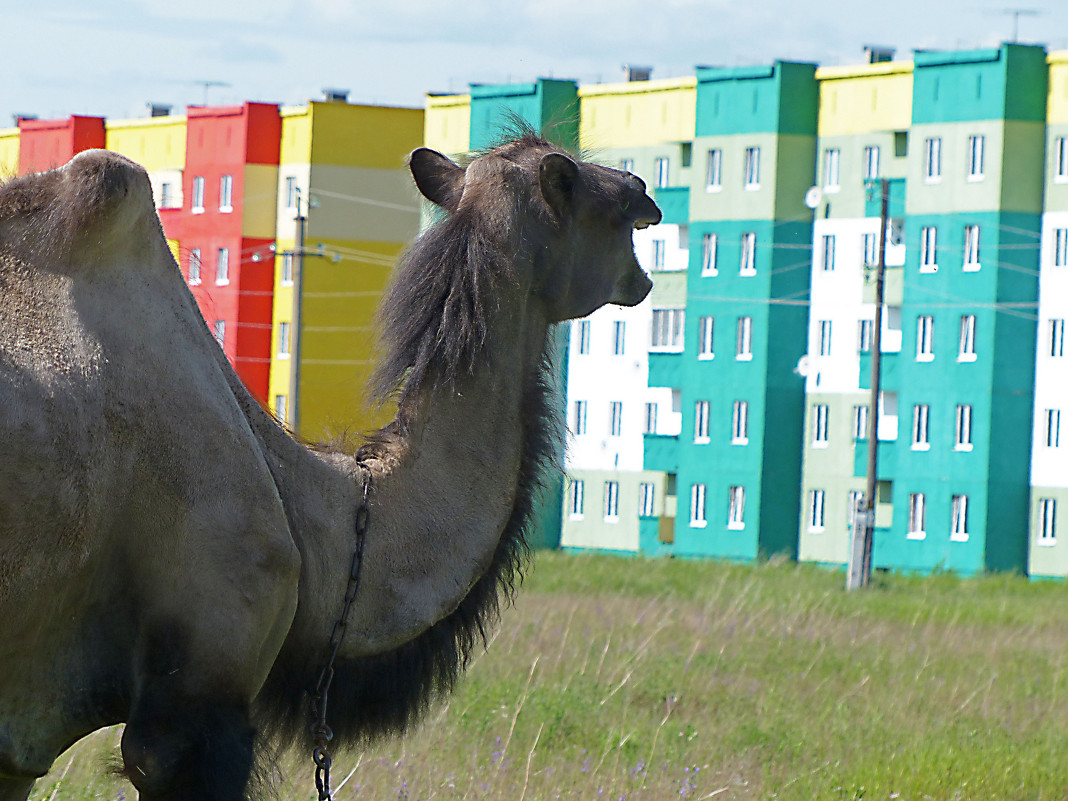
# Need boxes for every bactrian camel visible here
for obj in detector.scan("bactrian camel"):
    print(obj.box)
[0,130,661,800]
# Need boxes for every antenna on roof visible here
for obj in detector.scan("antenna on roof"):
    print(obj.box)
[193,80,232,105]
[989,8,1040,43]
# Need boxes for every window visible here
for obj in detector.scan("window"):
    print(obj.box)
[920,226,938,271]
[1057,229,1068,267]
[215,248,230,285]
[609,401,623,436]
[188,248,202,285]
[853,404,869,441]
[924,137,942,182]
[212,320,225,347]
[284,176,298,209]
[862,232,878,267]
[577,320,591,354]
[823,148,840,190]
[274,394,287,423]
[863,145,880,180]
[916,316,934,361]
[818,320,832,357]
[812,404,829,446]
[728,485,746,529]
[736,317,753,360]
[654,157,670,188]
[651,309,685,351]
[569,480,585,519]
[690,484,707,527]
[1051,319,1065,358]
[912,404,930,450]
[1038,498,1057,545]
[1046,408,1061,448]
[694,400,710,443]
[191,176,205,212]
[278,321,291,357]
[955,404,973,450]
[281,253,294,285]
[963,225,981,270]
[571,400,587,435]
[652,240,666,270]
[639,483,656,517]
[706,148,722,191]
[620,158,634,173]
[1055,137,1068,183]
[219,174,233,211]
[160,182,174,208]
[643,402,657,434]
[613,321,626,355]
[908,493,927,539]
[701,233,718,275]
[698,316,714,359]
[809,489,826,531]
[858,319,873,353]
[603,481,619,521]
[951,495,969,541]
[739,232,756,275]
[821,234,835,271]
[967,135,984,181]
[732,400,749,445]
[958,315,976,361]
[743,146,760,188]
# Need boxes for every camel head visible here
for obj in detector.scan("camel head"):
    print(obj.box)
[409,135,660,323]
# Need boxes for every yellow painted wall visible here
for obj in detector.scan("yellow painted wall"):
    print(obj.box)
[105,115,187,172]
[1047,52,1068,125]
[578,77,696,150]
[816,61,914,136]
[242,163,281,239]
[0,128,18,177]
[309,102,424,169]
[425,94,471,156]
[269,102,422,437]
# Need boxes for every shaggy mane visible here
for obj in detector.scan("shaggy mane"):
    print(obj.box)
[253,131,567,754]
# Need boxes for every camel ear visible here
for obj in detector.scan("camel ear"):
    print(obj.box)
[410,148,464,212]
[539,152,579,218]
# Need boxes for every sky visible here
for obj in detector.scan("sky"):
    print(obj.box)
[6,0,1068,125]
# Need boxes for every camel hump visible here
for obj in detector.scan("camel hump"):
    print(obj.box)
[0,149,158,269]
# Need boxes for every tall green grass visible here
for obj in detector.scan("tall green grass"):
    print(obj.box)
[29,554,1068,800]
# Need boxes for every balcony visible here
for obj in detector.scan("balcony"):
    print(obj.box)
[652,186,690,227]
[643,433,680,473]
[862,264,903,307]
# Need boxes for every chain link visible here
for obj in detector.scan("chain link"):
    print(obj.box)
[310,463,371,800]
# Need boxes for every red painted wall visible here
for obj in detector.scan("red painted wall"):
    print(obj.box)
[178,103,281,406]
[18,116,106,174]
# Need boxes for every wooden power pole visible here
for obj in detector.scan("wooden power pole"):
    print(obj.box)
[848,178,889,591]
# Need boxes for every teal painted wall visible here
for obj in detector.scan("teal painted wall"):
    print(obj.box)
[469,79,579,150]
[912,45,1047,124]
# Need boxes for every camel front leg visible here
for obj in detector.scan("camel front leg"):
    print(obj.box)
[120,681,257,801]
[0,778,34,801]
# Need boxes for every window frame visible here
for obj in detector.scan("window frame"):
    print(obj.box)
[701,232,718,276]
[907,492,927,539]
[955,404,973,451]
[731,400,749,445]
[219,174,233,212]
[690,483,707,528]
[706,148,722,192]
[966,135,985,181]
[924,137,942,183]
[727,485,746,530]
[694,400,710,444]
[743,146,760,189]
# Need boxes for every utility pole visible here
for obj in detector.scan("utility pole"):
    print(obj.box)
[848,178,889,591]
[288,187,309,433]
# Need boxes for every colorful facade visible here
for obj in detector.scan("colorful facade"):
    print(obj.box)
[267,100,423,439]
[644,62,818,560]
[561,76,696,553]
[1030,50,1068,577]
[799,45,1047,576]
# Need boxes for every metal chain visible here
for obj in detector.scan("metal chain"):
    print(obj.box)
[310,463,372,800]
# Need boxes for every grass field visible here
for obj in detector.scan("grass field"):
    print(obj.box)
[27,553,1068,800]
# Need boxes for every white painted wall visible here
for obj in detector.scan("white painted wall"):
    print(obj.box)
[1032,211,1068,487]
